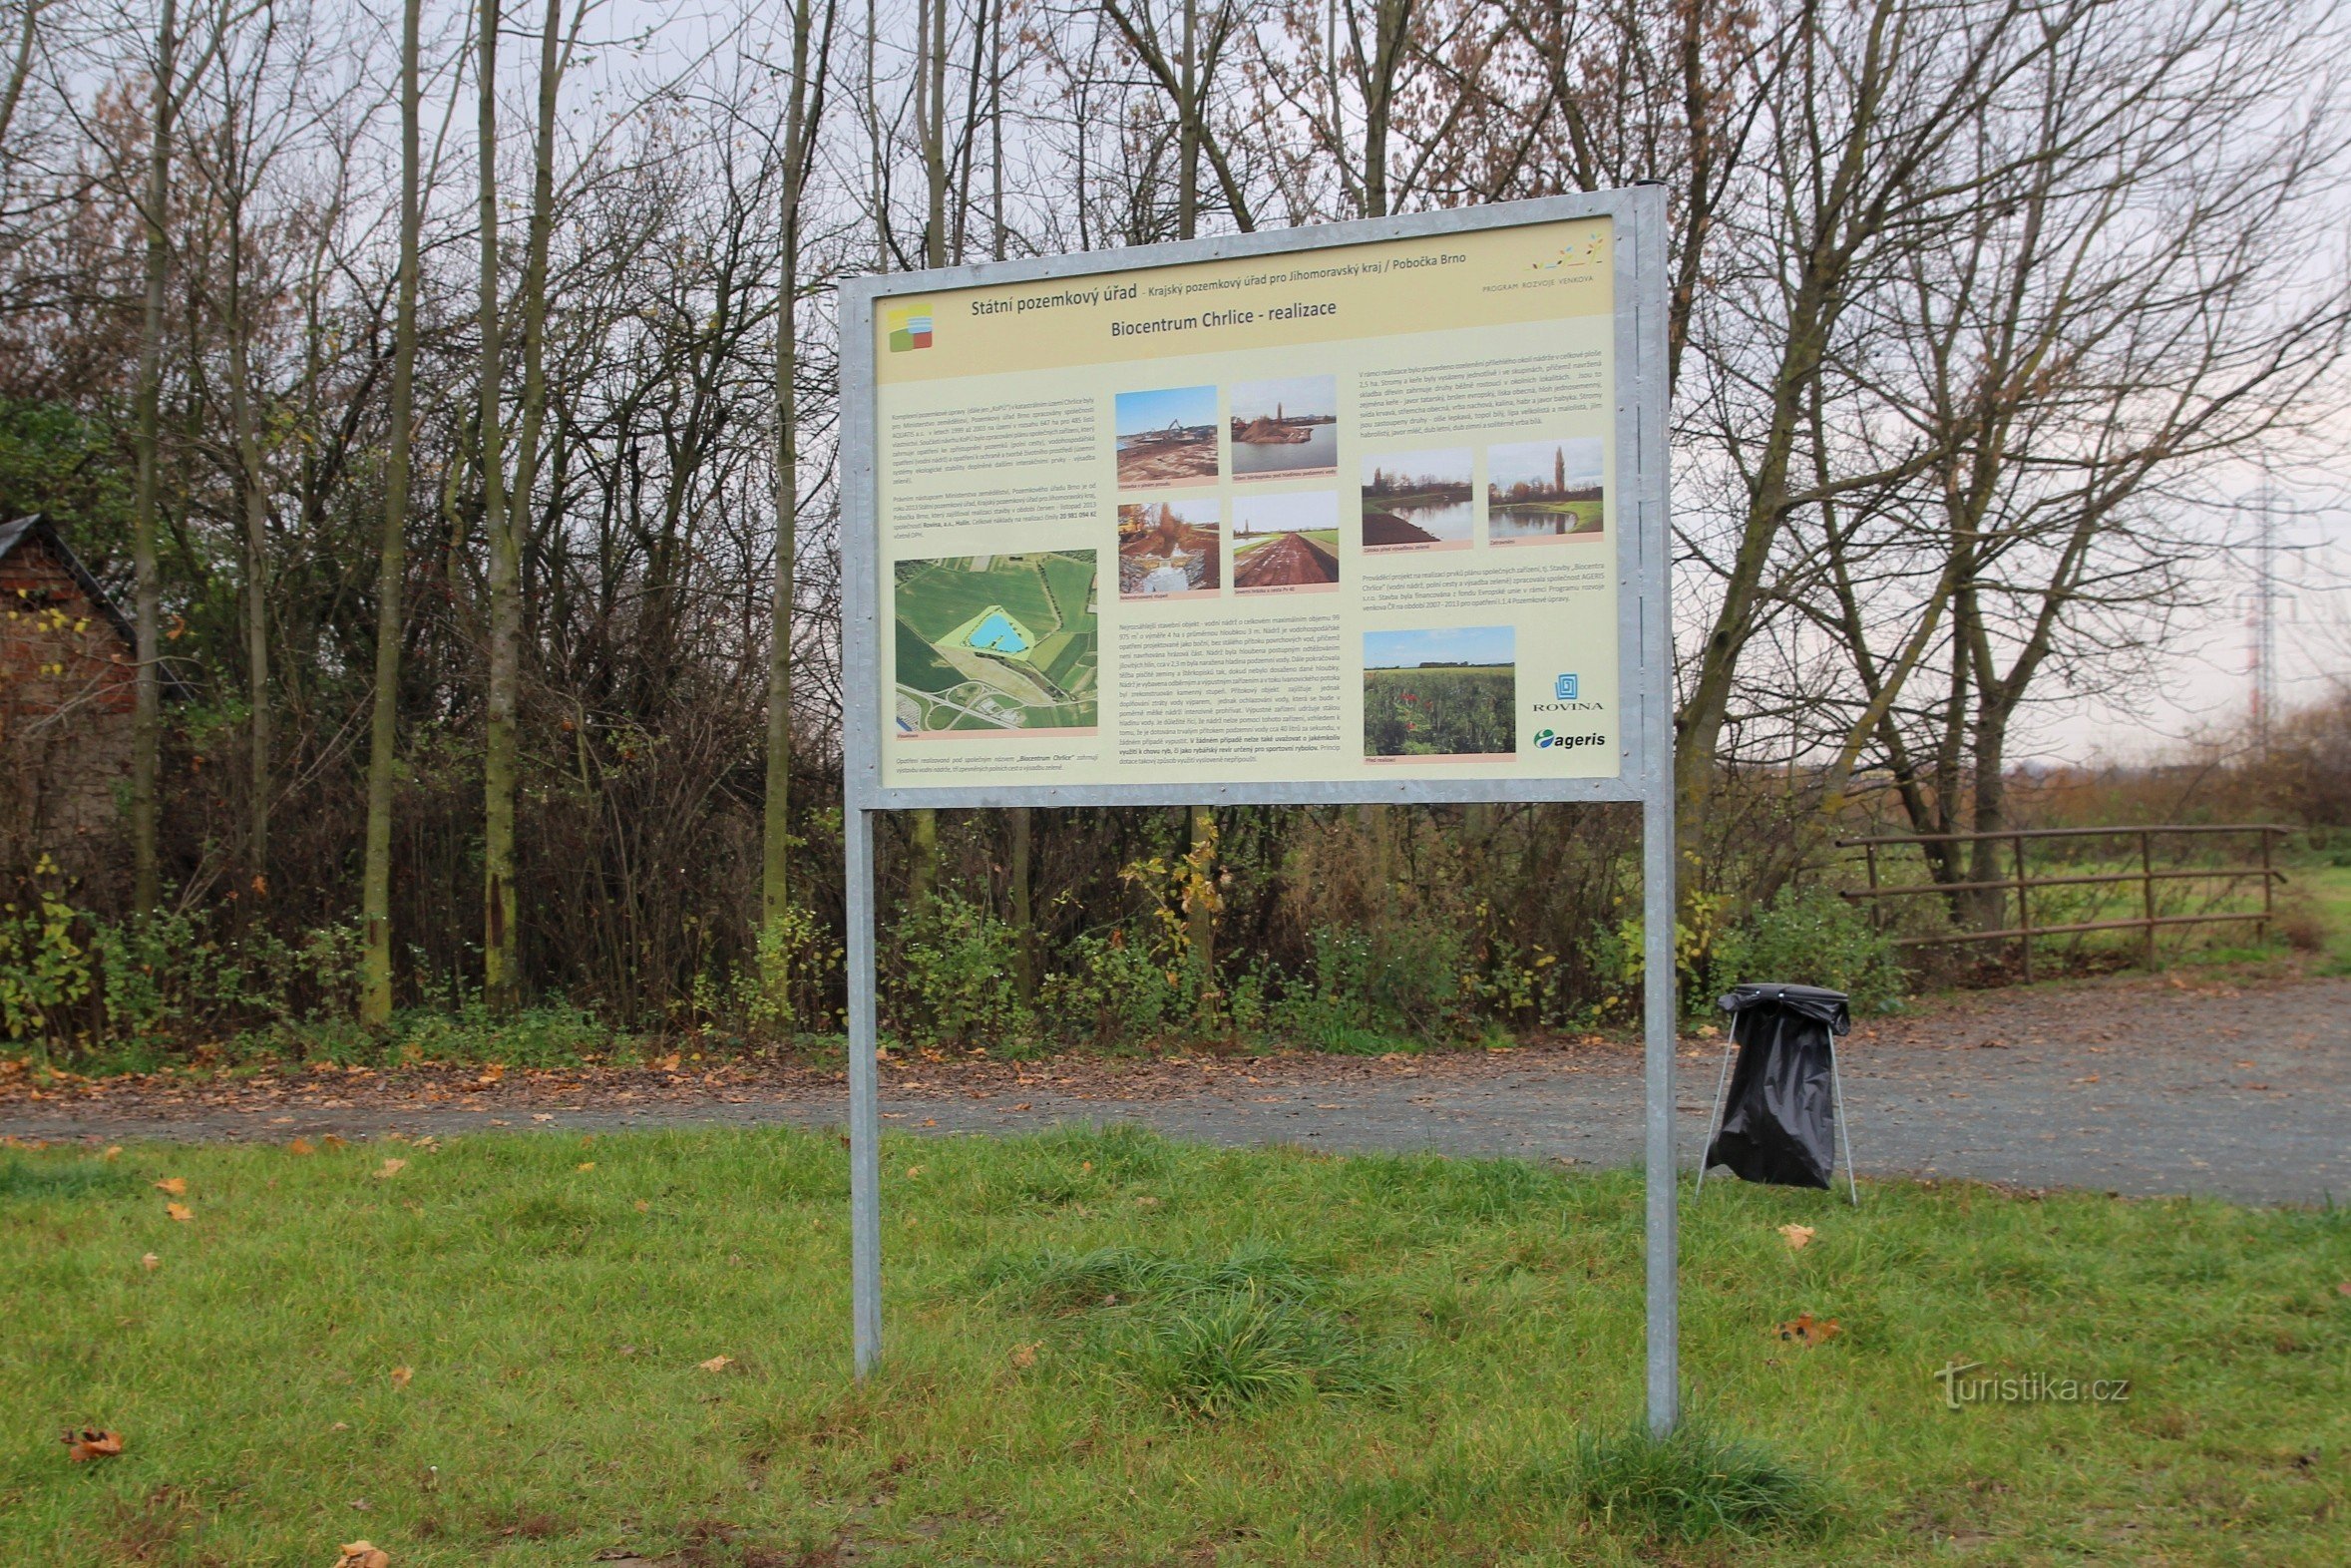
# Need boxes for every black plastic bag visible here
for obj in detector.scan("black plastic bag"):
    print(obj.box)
[1703,982,1851,1191]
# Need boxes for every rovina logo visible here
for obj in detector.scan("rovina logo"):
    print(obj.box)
[1553,673,1579,701]
[886,305,934,352]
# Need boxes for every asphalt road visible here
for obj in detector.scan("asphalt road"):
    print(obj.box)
[6,973,2344,1205]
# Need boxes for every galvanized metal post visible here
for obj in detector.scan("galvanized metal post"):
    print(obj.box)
[844,806,884,1375]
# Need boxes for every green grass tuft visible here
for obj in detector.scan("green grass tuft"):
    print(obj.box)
[1136,1288,1399,1418]
[1570,1419,1830,1541]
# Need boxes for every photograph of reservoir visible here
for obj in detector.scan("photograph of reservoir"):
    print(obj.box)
[1363,625,1516,759]
[1230,375,1338,480]
[1114,385,1219,489]
[1487,436,1605,543]
[1360,449,1474,553]
[1232,491,1342,591]
[893,552,1099,735]
[1117,499,1222,599]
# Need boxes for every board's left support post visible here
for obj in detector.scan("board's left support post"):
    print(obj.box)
[845,805,884,1374]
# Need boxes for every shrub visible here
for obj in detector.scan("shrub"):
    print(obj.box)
[1274,917,1479,1048]
[884,891,1033,1049]
[1039,928,1194,1042]
[1718,884,1906,1015]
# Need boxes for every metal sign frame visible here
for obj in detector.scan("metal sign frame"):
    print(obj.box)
[836,189,1680,1434]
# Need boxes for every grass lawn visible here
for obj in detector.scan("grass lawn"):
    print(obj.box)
[3,1126,2346,1565]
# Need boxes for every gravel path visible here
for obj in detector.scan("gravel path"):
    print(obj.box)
[5,971,2343,1205]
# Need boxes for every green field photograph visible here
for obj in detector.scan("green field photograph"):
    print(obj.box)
[1487,437,1604,544]
[892,552,1098,735]
[1364,625,1516,758]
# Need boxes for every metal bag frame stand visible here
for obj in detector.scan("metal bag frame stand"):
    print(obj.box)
[835,189,1680,1437]
[1693,1009,1860,1207]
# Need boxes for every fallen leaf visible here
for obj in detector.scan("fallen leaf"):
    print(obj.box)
[921,1117,938,1128]
[166,1202,194,1223]
[698,1355,733,1373]
[1772,1312,1841,1347]
[2337,1282,2351,1298]
[374,1158,406,1180]
[905,1165,925,1179]
[1778,1224,1815,1251]
[389,1367,412,1389]
[153,1177,188,1196]
[1011,1102,1031,1111]
[334,1542,391,1568]
[102,1146,123,1160]
[63,1428,124,1462]
[288,1138,315,1156]
[1009,1342,1039,1370]
[633,1200,650,1213]
[321,1134,347,1148]
[140,1252,160,1271]
[532,1113,554,1123]
[577,1161,595,1172]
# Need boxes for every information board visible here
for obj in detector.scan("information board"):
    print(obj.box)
[834,192,1682,1435]
[842,192,1668,808]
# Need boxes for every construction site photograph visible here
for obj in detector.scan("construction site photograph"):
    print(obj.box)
[1114,385,1220,489]
[1363,625,1517,759]
[1360,449,1474,553]
[1486,436,1605,544]
[1230,374,1338,479]
[1232,491,1342,592]
[1117,499,1223,599]
[892,552,1099,735]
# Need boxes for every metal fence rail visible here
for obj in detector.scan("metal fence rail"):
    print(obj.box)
[1835,824,2290,979]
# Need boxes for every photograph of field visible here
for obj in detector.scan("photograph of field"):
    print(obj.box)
[1361,449,1473,553]
[1230,374,1338,480]
[1117,499,1222,599]
[892,552,1098,734]
[1114,385,1219,488]
[1232,491,1341,591]
[1363,625,1516,758]
[1486,437,1604,544]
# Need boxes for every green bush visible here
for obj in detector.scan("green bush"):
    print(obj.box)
[1039,928,1193,1042]
[884,891,1034,1049]
[1717,884,1906,1015]
[1274,917,1479,1048]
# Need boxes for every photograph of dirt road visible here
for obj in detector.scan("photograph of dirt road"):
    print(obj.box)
[1233,491,1342,592]
[1117,499,1222,599]
[1230,375,1338,480]
[1115,385,1219,488]
[1486,437,1604,543]
[1361,449,1474,553]
[893,552,1098,735]
[1363,626,1516,758]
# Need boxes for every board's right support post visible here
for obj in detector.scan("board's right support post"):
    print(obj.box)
[844,805,883,1375]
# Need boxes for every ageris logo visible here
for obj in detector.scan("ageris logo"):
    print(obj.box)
[1534,729,1606,751]
[887,305,934,352]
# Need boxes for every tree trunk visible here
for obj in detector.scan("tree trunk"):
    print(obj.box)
[361,0,422,1026]
[477,0,520,1014]
[905,0,950,905]
[129,0,179,918]
[764,0,830,964]
[225,193,269,890]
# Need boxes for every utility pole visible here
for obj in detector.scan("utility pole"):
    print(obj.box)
[2246,484,2278,760]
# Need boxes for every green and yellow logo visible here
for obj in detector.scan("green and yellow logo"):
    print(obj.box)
[887,305,934,352]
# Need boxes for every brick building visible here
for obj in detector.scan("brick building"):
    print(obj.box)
[0,515,139,889]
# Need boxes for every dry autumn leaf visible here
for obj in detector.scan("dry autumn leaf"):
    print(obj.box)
[334,1543,391,1568]
[375,1158,406,1180]
[1778,1224,1816,1251]
[2338,1282,2351,1298]
[103,1146,123,1161]
[166,1202,194,1223]
[577,1162,596,1172]
[1773,1312,1842,1347]
[1009,1342,1039,1370]
[633,1200,650,1213]
[321,1134,347,1149]
[63,1428,124,1462]
[905,1165,925,1179]
[389,1367,413,1389]
[698,1355,734,1373]
[153,1177,188,1196]
[140,1253,160,1271]
[288,1138,316,1156]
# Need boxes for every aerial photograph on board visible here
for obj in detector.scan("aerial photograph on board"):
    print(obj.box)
[1487,436,1604,542]
[1230,374,1339,479]
[1363,625,1517,757]
[1117,499,1223,598]
[1114,384,1219,488]
[1233,490,1342,590]
[1361,449,1474,552]
[893,552,1099,733]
